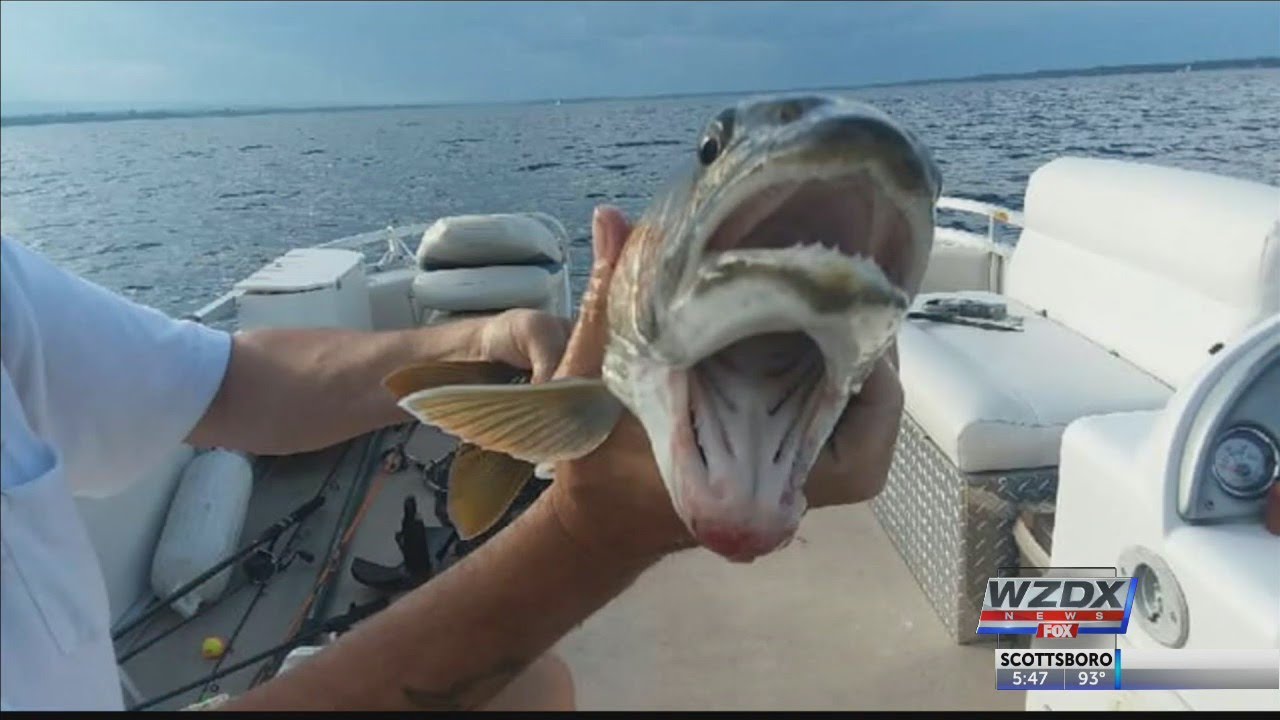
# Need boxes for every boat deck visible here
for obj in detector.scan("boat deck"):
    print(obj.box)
[114,423,1023,711]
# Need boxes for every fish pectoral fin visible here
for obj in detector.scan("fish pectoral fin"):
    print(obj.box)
[398,378,623,464]
[448,444,535,540]
[383,361,528,401]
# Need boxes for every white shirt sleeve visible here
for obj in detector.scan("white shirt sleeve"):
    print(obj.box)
[0,236,232,494]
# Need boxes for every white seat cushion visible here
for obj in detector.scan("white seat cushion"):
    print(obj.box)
[1006,158,1280,388]
[412,265,558,312]
[417,213,565,268]
[898,291,1173,473]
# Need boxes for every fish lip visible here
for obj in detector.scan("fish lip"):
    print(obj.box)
[688,517,796,563]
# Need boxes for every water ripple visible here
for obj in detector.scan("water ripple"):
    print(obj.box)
[1,68,1276,317]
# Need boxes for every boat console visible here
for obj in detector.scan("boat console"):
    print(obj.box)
[1034,312,1278,712]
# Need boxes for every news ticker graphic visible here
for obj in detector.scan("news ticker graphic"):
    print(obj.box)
[977,576,1137,637]
[983,569,1280,692]
[994,649,1280,691]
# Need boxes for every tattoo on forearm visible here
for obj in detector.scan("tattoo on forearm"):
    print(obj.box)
[401,658,530,711]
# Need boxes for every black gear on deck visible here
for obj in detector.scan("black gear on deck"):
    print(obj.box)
[350,447,552,595]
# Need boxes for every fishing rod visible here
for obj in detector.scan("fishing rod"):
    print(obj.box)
[111,492,327,642]
[117,439,357,661]
[116,576,251,664]
[122,544,313,665]
[192,441,362,696]
[129,596,390,712]
[195,576,270,701]
[250,424,414,686]
[310,429,384,622]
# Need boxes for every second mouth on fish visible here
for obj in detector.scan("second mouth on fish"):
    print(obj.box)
[687,331,825,496]
[670,168,911,519]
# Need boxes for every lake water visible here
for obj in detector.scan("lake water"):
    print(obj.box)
[2,68,1277,317]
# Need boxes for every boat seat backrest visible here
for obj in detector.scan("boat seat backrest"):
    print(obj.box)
[410,212,571,317]
[1004,157,1280,388]
[415,212,567,270]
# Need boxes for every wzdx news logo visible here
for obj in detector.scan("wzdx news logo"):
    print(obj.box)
[976,577,1138,638]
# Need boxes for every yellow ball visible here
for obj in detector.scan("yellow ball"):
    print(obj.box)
[201,636,226,660]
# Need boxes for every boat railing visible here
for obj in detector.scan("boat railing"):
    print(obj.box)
[318,222,430,255]
[188,198,1022,326]
[186,224,425,326]
[935,195,1023,258]
[186,290,241,326]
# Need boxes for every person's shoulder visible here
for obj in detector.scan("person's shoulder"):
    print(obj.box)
[1,234,31,293]
[1,234,47,284]
[2,233,32,256]
[1,235,105,310]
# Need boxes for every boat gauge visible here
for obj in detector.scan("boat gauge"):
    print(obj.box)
[1209,425,1279,499]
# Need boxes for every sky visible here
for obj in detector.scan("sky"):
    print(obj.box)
[1,1,1277,114]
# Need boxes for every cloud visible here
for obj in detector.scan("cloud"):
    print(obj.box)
[39,60,176,102]
[1,0,1276,111]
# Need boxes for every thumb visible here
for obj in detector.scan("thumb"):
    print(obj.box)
[554,205,630,380]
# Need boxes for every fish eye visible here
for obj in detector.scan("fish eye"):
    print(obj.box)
[698,134,721,165]
[698,109,734,166]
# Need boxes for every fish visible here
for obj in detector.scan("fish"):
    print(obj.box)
[384,93,941,561]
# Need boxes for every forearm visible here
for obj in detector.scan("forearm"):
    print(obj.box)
[188,319,487,455]
[224,491,657,710]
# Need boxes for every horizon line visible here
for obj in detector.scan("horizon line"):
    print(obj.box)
[3,55,1276,127]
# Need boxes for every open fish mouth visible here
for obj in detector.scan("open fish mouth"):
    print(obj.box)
[658,172,917,561]
[703,169,921,289]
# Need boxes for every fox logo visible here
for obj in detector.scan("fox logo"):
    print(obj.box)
[1037,623,1079,639]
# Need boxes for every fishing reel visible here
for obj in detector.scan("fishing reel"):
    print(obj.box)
[242,545,315,584]
[380,445,408,474]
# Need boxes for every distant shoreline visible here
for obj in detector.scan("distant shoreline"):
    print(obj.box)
[3,56,1276,129]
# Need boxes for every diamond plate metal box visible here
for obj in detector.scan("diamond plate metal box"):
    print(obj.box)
[871,413,1058,644]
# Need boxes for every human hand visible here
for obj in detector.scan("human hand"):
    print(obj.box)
[543,206,690,563]
[474,309,573,383]
[805,347,904,509]
[545,205,908,566]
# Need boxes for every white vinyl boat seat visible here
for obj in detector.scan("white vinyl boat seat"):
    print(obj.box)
[899,158,1279,474]
[874,157,1278,643]
[410,212,570,315]
[898,291,1173,473]
[412,264,559,312]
